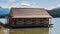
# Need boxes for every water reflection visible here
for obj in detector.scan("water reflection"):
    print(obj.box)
[9,28,49,34]
[0,28,49,34]
[0,28,9,34]
[50,18,60,34]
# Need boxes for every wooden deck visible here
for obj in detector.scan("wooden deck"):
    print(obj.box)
[6,24,53,28]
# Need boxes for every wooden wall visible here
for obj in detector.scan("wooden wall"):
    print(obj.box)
[9,18,49,25]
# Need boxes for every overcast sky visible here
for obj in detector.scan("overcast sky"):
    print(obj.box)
[0,0,60,10]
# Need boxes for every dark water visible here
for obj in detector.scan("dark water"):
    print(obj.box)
[0,18,60,34]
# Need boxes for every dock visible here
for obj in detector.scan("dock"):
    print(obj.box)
[6,24,53,28]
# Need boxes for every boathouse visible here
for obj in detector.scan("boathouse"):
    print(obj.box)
[8,8,52,27]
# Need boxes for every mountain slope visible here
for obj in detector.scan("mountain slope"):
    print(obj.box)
[0,7,9,18]
[47,7,60,17]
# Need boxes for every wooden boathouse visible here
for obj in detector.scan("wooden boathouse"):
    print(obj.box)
[8,8,52,27]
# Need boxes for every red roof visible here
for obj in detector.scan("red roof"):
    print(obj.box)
[10,8,52,18]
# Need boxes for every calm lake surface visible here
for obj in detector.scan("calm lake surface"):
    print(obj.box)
[0,18,60,34]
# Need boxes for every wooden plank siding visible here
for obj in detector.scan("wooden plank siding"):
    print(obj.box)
[9,18,49,25]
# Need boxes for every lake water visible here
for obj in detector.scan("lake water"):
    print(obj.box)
[0,18,60,34]
[49,18,60,34]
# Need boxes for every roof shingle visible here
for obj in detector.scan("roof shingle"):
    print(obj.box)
[10,8,52,18]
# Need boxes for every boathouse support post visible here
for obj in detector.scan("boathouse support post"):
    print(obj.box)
[50,18,52,24]
[48,18,52,27]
